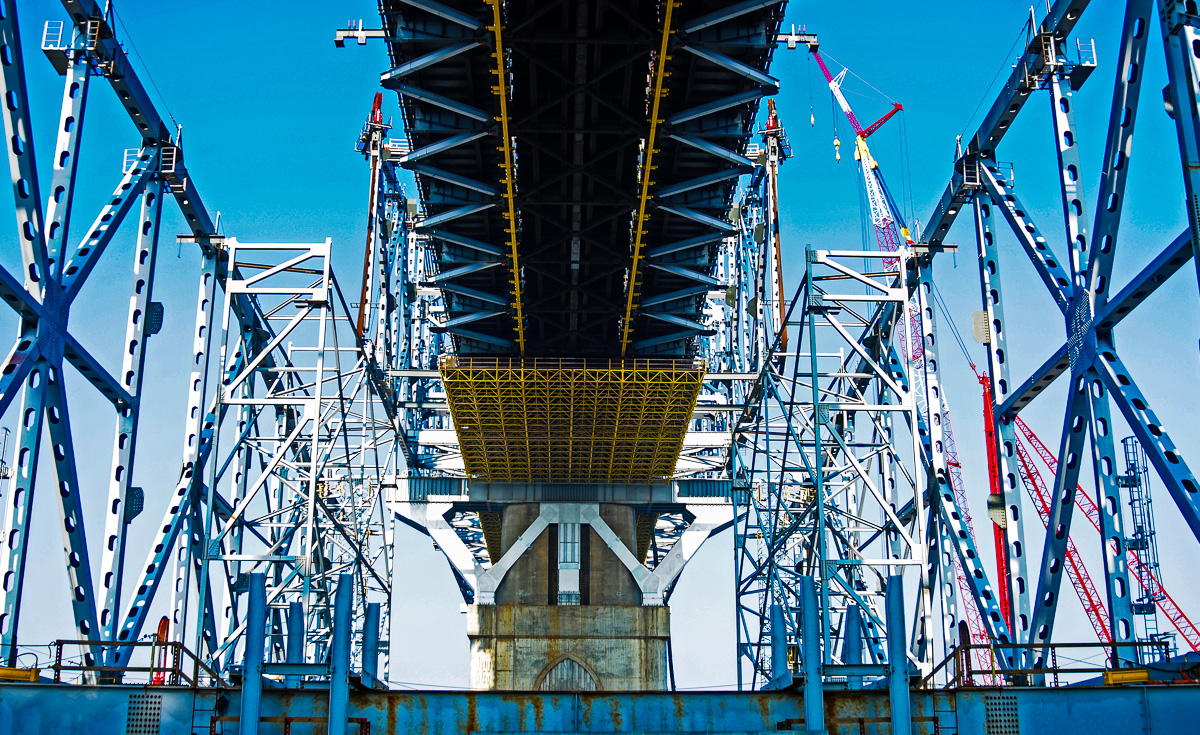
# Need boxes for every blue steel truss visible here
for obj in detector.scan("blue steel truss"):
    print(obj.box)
[731,0,1200,704]
[918,0,1200,673]
[0,4,1196,723]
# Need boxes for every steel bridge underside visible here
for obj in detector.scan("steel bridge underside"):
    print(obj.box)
[380,0,785,358]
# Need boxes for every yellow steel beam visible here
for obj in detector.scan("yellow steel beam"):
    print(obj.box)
[440,356,704,484]
[486,0,527,354]
[619,0,680,356]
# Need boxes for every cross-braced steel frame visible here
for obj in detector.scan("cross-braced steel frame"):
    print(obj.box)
[4,0,1199,697]
[917,0,1200,672]
[0,1,397,680]
[732,0,1200,691]
[732,241,1017,692]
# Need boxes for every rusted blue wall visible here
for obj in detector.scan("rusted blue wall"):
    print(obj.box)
[0,682,1197,733]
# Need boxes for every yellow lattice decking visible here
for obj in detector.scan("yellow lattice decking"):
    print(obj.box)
[439,357,705,484]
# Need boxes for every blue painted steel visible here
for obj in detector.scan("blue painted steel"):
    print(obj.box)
[678,45,779,89]
[667,89,771,126]
[328,574,351,735]
[389,83,492,122]
[679,0,781,32]
[4,681,1200,734]
[973,196,1034,644]
[886,576,912,735]
[844,605,863,689]
[286,600,304,688]
[239,572,265,735]
[1089,0,1151,304]
[768,603,790,689]
[44,52,90,277]
[380,42,485,82]
[363,602,381,685]
[397,0,483,30]
[799,576,823,733]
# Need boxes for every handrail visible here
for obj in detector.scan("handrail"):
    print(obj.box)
[51,639,228,688]
[923,640,1171,689]
[439,355,707,371]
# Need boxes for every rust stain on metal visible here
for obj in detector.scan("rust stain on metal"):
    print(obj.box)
[386,695,398,735]
[532,694,545,731]
[580,697,593,729]
[465,694,479,733]
[608,696,623,730]
[753,692,774,724]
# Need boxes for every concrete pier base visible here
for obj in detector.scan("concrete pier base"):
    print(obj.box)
[467,604,670,691]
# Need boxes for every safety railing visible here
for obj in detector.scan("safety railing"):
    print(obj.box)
[51,639,228,688]
[924,640,1170,689]
[41,21,67,51]
[1077,38,1097,67]
[439,355,707,372]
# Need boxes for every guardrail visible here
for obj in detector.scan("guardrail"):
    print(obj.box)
[924,641,1170,688]
[51,639,228,688]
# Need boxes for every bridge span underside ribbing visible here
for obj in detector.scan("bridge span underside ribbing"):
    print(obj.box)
[380,0,785,357]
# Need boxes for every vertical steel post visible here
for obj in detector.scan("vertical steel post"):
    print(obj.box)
[0,0,51,300]
[328,573,352,735]
[769,602,791,688]
[113,244,219,663]
[800,576,823,733]
[239,573,265,735]
[844,604,863,689]
[1157,0,1200,304]
[363,601,380,686]
[171,507,194,645]
[100,175,164,644]
[44,50,90,276]
[804,247,832,665]
[973,195,1031,648]
[286,600,304,688]
[0,365,46,666]
[301,250,333,619]
[887,576,912,735]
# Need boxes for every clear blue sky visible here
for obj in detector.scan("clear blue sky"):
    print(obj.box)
[1,1,1197,688]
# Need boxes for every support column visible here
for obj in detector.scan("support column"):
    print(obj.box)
[800,576,823,734]
[363,601,381,686]
[768,603,791,689]
[328,574,351,735]
[844,605,863,689]
[556,505,581,606]
[887,576,912,735]
[239,573,265,735]
[974,195,1031,650]
[285,600,304,688]
[100,175,164,645]
[0,364,47,666]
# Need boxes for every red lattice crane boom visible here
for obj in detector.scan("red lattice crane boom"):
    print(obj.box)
[1013,439,1112,646]
[1014,418,1200,652]
[812,50,993,663]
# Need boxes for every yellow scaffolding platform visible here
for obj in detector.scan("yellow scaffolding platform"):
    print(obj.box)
[439,357,706,484]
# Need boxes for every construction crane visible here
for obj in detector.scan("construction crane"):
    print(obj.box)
[811,49,995,668]
[757,98,790,349]
[812,51,908,249]
[1121,437,1167,647]
[978,375,1013,630]
[1013,433,1112,647]
[1014,418,1200,653]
